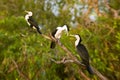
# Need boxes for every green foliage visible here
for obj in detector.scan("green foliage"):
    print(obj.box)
[109,0,120,10]
[0,0,120,80]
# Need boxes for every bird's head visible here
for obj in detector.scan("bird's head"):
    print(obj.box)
[62,25,69,36]
[56,27,62,30]
[25,10,33,16]
[70,34,82,42]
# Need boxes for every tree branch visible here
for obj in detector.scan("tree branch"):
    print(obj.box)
[78,69,91,80]
[104,0,120,19]
[11,59,30,80]
[92,67,108,80]
[41,34,109,80]
[7,62,24,73]
[51,57,74,64]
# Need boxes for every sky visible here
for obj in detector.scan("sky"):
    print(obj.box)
[44,0,97,23]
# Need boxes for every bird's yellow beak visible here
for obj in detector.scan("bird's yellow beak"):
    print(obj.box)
[69,34,75,37]
[24,10,29,13]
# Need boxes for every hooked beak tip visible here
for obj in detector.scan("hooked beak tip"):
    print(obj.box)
[25,10,29,13]
[69,34,74,37]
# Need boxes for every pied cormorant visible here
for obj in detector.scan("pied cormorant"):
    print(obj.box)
[25,10,42,34]
[50,25,69,49]
[71,34,94,74]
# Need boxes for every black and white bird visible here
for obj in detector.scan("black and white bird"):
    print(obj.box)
[25,10,42,34]
[50,25,69,49]
[71,34,94,74]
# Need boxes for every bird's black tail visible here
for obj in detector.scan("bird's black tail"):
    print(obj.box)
[86,65,94,74]
[50,41,56,49]
[37,28,42,34]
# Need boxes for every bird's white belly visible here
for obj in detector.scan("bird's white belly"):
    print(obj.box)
[55,31,62,39]
[75,39,80,46]
[25,15,30,25]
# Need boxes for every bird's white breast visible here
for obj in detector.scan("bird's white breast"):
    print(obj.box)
[55,29,63,39]
[75,38,80,46]
[25,15,30,25]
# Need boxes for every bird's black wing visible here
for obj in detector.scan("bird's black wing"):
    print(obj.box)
[28,16,38,28]
[51,29,57,37]
[28,16,42,34]
[66,25,69,31]
[77,44,94,74]
[76,44,90,65]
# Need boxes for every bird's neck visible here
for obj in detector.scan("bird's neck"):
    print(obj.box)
[75,38,80,46]
[54,26,67,39]
[25,14,31,20]
[26,13,32,17]
[62,26,67,31]
[54,29,63,39]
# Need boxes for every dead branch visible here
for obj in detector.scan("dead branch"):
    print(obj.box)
[78,69,91,80]
[92,67,108,80]
[51,57,90,80]
[41,34,52,40]
[57,39,109,80]
[11,59,30,80]
[51,57,74,64]
[104,0,120,19]
[7,62,24,73]
[41,34,109,80]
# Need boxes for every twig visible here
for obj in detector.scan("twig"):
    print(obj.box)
[31,68,41,80]
[8,47,28,74]
[57,41,85,67]
[41,34,52,40]
[104,0,120,19]
[11,59,30,80]
[78,69,91,80]
[51,57,74,64]
[7,62,24,73]
[51,58,91,80]
[92,67,108,80]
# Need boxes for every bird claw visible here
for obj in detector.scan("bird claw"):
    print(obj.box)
[57,40,62,46]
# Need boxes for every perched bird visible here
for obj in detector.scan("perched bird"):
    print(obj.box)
[71,34,94,74]
[50,25,69,49]
[25,10,42,34]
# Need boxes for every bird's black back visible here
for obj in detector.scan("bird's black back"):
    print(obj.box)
[76,43,90,65]
[28,16,38,28]
[66,24,70,31]
[76,41,94,74]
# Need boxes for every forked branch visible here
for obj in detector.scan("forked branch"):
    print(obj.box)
[42,34,109,80]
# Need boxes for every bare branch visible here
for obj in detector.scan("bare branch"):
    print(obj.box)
[51,57,91,80]
[11,59,30,80]
[41,34,52,40]
[57,39,109,80]
[51,57,74,64]
[104,0,120,18]
[92,67,108,80]
[78,69,91,80]
[57,41,85,67]
[31,68,41,80]
[7,62,24,73]
[41,34,109,80]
